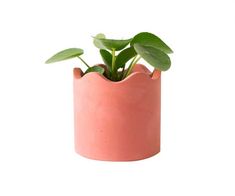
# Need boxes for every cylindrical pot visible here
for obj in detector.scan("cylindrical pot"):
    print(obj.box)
[73,64,161,161]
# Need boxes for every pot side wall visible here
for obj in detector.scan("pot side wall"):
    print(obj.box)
[73,64,161,161]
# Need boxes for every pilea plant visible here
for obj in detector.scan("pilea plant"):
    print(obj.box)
[45,32,173,81]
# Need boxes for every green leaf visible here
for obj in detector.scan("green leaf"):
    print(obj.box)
[115,47,137,69]
[45,48,83,64]
[100,49,112,70]
[93,33,106,49]
[131,32,173,54]
[134,44,171,71]
[85,65,105,75]
[93,37,132,51]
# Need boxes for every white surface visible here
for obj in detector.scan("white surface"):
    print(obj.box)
[0,0,235,195]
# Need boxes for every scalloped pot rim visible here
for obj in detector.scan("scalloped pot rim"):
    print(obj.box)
[73,64,161,84]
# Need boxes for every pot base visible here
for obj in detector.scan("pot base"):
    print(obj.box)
[75,148,160,162]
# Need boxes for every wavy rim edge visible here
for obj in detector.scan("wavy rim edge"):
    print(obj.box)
[73,64,161,83]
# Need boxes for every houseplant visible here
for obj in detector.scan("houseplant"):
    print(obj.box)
[46,32,173,161]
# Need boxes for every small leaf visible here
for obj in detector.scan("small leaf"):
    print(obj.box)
[93,33,106,49]
[85,65,105,75]
[115,47,137,69]
[134,44,171,71]
[131,32,173,54]
[93,37,132,51]
[45,48,83,64]
[100,49,112,70]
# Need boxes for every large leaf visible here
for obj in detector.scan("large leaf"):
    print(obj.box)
[93,33,106,49]
[100,49,112,70]
[45,48,83,64]
[134,44,171,71]
[93,37,132,51]
[115,47,137,69]
[85,65,105,75]
[131,32,173,54]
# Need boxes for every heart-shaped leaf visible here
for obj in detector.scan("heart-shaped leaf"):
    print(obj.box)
[93,37,132,51]
[85,65,105,75]
[131,32,173,54]
[134,44,171,71]
[100,49,112,71]
[115,47,137,69]
[45,48,83,64]
[93,33,106,49]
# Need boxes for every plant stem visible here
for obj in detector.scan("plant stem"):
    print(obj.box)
[123,56,141,78]
[111,49,116,71]
[111,49,116,79]
[121,65,126,79]
[122,56,136,79]
[77,56,90,68]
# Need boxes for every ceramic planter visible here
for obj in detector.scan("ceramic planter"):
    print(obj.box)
[73,64,161,161]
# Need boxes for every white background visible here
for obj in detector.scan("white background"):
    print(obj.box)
[0,0,235,195]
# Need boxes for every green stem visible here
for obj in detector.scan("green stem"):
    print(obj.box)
[122,56,136,79]
[77,56,90,68]
[111,49,116,79]
[123,56,141,78]
[111,49,116,71]
[121,65,126,79]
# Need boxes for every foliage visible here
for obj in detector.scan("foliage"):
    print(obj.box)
[45,32,173,81]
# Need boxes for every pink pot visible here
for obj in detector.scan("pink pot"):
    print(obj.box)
[73,64,161,161]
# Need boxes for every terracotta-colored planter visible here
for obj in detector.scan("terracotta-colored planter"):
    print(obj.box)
[73,64,161,161]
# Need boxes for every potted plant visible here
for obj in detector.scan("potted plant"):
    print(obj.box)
[45,32,173,161]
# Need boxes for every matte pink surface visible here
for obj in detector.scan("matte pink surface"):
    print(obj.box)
[73,64,161,161]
